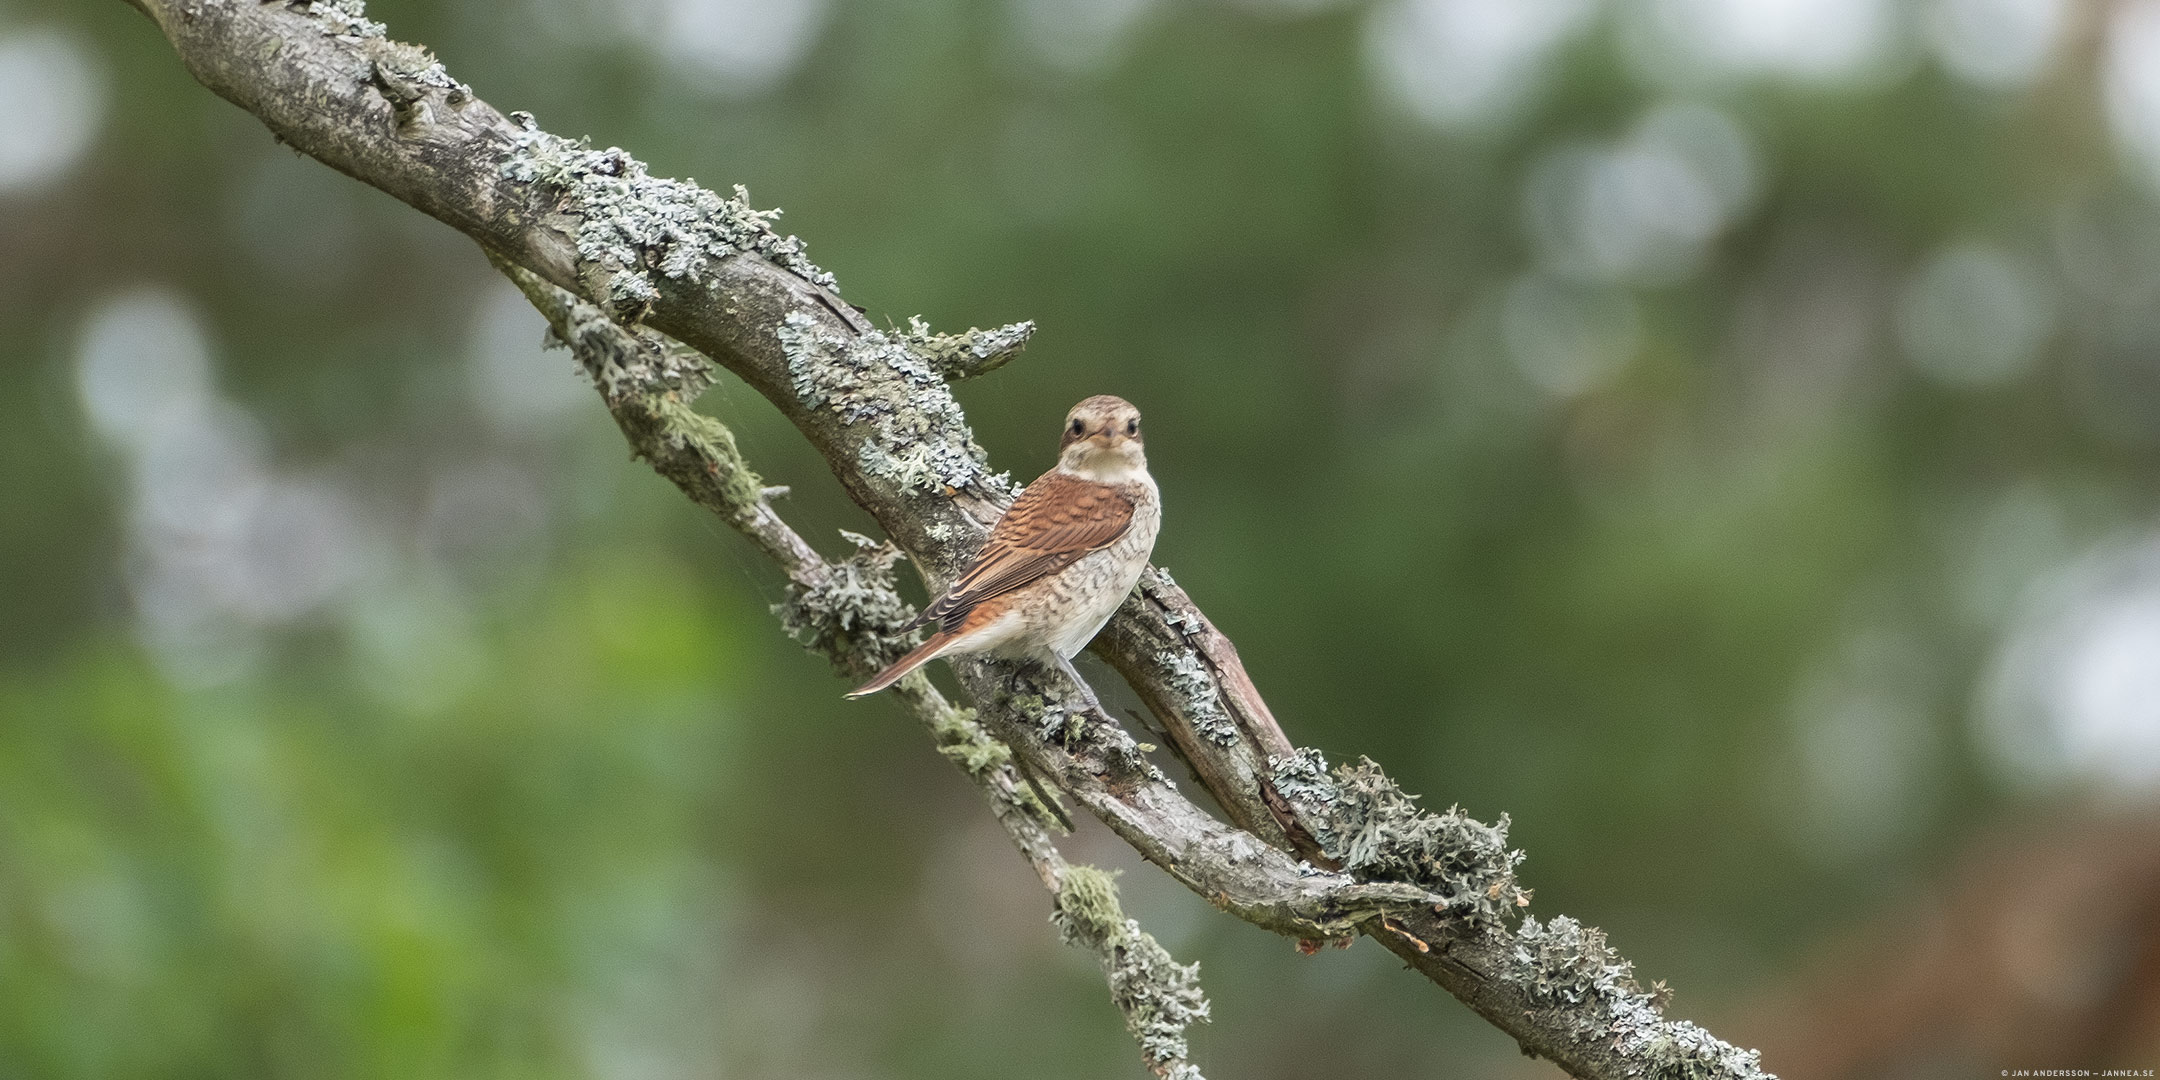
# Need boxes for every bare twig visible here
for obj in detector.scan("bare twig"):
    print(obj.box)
[120,2,1776,1076]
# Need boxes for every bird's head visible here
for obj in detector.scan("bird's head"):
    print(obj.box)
[1056,395,1147,483]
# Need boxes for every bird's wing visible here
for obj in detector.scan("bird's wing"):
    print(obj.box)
[918,471,1135,632]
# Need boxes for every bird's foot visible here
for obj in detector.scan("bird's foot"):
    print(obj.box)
[1050,653,1105,715]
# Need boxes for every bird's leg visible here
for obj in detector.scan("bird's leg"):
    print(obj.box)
[968,656,1075,831]
[1009,753,1075,833]
[1050,651,1105,715]
[998,657,1033,701]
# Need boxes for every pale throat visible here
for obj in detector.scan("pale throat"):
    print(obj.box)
[1056,442,1150,485]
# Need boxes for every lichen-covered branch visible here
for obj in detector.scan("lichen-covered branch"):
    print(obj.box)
[501,261,1208,1077]
[121,3,1775,1077]
[1054,867,1210,1080]
[900,316,1037,381]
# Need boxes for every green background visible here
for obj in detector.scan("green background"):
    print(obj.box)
[3,0,2155,1075]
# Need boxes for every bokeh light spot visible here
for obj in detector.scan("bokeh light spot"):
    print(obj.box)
[467,280,591,437]
[1364,0,1597,129]
[0,28,107,195]
[1524,101,1760,285]
[1982,534,2160,795]
[1894,239,2057,387]
[613,0,830,93]
[1502,273,1641,397]
[1922,0,2065,89]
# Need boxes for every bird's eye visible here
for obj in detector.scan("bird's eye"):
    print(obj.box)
[1126,419,1139,436]
[1069,419,1085,436]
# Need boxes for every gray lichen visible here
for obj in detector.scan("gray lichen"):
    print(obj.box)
[501,256,784,547]
[534,280,715,400]
[1268,750,1527,926]
[1157,649,1241,746]
[773,531,917,670]
[363,37,471,121]
[1515,915,1640,1009]
[778,311,1009,497]
[1271,749,1771,1079]
[308,0,474,127]
[500,115,834,310]
[1053,866,1211,1080]
[1140,568,1202,634]
[1005,692,1084,747]
[299,0,386,39]
[1131,571,1237,745]
[1153,579,1206,635]
[897,315,1035,380]
[1512,916,1770,1080]
[1627,1020,1771,1080]
[993,679,1163,785]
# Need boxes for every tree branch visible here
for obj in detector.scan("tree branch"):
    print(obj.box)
[121,2,1776,1076]
[500,260,1209,1077]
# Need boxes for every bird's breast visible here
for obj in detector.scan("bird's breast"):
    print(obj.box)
[1037,479,1159,658]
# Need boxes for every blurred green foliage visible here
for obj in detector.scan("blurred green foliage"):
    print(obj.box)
[4,0,2158,1076]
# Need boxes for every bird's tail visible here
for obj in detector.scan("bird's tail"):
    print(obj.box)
[845,633,955,698]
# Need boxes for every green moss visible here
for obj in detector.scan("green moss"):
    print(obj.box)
[1053,866,1210,1079]
[923,701,1065,830]
[928,702,1008,776]
[647,396,763,511]
[1054,865,1125,932]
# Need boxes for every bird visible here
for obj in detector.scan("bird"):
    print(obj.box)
[847,394,1160,700]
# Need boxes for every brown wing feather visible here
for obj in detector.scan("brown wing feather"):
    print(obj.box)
[917,471,1134,632]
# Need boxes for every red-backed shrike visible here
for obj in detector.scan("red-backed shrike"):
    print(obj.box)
[849,395,1160,698]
